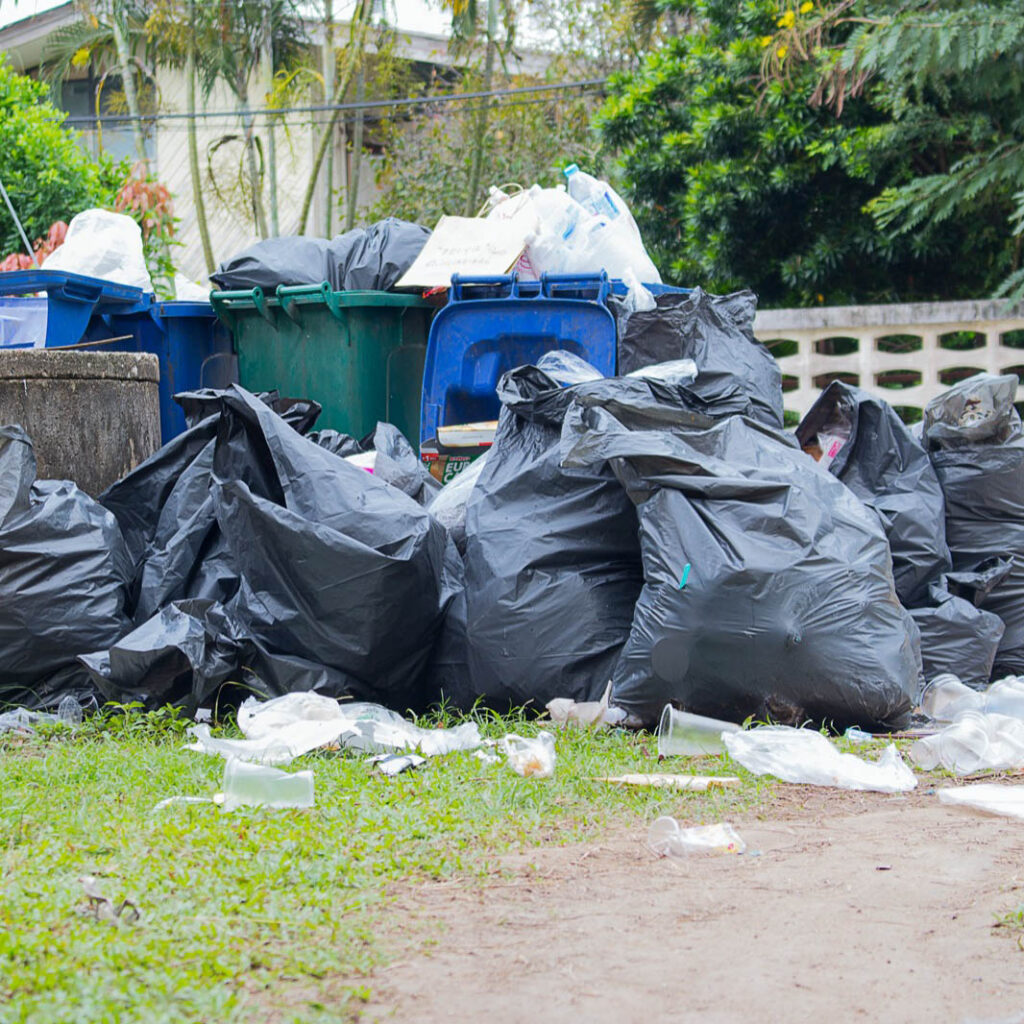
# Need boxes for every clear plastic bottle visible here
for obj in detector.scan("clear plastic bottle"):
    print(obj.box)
[564,164,643,242]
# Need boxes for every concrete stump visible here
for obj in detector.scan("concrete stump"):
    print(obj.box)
[0,349,161,496]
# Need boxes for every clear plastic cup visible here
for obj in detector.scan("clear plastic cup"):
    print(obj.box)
[657,705,740,757]
[221,758,315,810]
[937,710,992,774]
[919,673,984,722]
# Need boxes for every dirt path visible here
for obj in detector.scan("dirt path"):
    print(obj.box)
[365,788,1024,1023]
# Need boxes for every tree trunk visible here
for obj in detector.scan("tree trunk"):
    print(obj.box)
[187,0,216,274]
[296,10,370,235]
[112,17,148,166]
[238,80,269,238]
[264,4,279,236]
[463,0,497,217]
[345,61,366,229]
[323,0,336,236]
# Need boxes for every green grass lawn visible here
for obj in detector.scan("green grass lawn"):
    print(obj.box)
[0,706,774,1024]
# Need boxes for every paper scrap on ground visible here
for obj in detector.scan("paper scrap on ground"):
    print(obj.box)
[723,726,917,793]
[395,215,527,289]
[596,774,741,791]
[187,692,482,764]
[938,784,1024,820]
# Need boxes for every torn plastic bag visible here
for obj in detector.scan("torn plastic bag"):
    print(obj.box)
[796,381,951,606]
[562,392,921,730]
[0,426,132,703]
[210,219,430,292]
[210,387,453,710]
[535,349,603,386]
[910,561,1010,686]
[614,288,784,429]
[309,423,439,505]
[432,365,646,711]
[923,374,1024,675]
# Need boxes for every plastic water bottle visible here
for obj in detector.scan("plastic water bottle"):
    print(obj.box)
[563,165,642,241]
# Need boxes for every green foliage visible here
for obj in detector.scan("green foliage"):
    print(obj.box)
[0,56,124,257]
[600,0,1019,306]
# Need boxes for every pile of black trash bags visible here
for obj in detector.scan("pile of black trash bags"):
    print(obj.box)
[2,287,1020,732]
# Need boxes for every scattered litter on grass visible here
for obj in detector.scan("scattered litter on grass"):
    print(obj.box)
[647,817,746,857]
[472,749,501,766]
[910,711,1024,775]
[657,705,740,756]
[546,681,627,729]
[844,727,874,744]
[596,774,740,792]
[150,795,215,812]
[78,875,140,925]
[0,695,89,734]
[186,692,482,764]
[500,732,556,778]
[938,784,1024,820]
[723,727,917,793]
[221,757,314,810]
[370,753,426,776]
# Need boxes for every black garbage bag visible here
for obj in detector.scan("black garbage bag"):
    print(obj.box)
[210,236,335,291]
[434,365,646,711]
[910,561,1010,687]
[101,389,324,621]
[0,425,132,704]
[615,288,784,429]
[210,387,452,710]
[923,373,1024,676]
[311,422,440,506]
[210,219,430,292]
[796,381,951,606]
[561,392,921,730]
[328,218,431,291]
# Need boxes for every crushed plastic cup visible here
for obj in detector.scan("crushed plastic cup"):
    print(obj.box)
[911,710,992,774]
[919,673,984,722]
[657,705,740,757]
[56,695,83,726]
[647,817,746,857]
[983,677,1024,719]
[499,731,556,778]
[220,757,314,810]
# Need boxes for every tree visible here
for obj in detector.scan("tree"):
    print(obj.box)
[600,0,1017,306]
[0,55,123,257]
[366,0,660,225]
[43,0,153,166]
[770,0,1024,300]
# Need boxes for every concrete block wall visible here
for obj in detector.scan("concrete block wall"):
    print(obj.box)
[753,299,1024,421]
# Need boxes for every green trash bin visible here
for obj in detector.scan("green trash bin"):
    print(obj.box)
[210,282,434,443]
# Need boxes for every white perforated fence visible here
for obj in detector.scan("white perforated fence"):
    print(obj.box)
[753,299,1024,424]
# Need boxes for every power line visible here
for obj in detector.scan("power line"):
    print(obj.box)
[61,75,607,126]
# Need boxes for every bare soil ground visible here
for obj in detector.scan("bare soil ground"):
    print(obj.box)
[363,787,1024,1023]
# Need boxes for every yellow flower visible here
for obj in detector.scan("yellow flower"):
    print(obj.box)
[777,45,789,58]
[800,1,814,11]
[71,47,91,68]
[777,9,795,28]
[759,34,773,47]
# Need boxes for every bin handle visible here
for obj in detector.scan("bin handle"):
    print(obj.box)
[319,282,351,345]
[450,273,519,302]
[276,284,304,326]
[209,287,276,332]
[540,272,610,301]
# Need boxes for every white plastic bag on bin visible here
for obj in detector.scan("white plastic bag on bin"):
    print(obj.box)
[43,209,153,292]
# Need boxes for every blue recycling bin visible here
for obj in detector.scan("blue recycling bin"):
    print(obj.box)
[419,272,619,450]
[0,270,236,442]
[95,299,236,443]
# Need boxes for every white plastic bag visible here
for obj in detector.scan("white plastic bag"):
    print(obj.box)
[938,783,1024,820]
[43,209,153,292]
[723,726,917,793]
